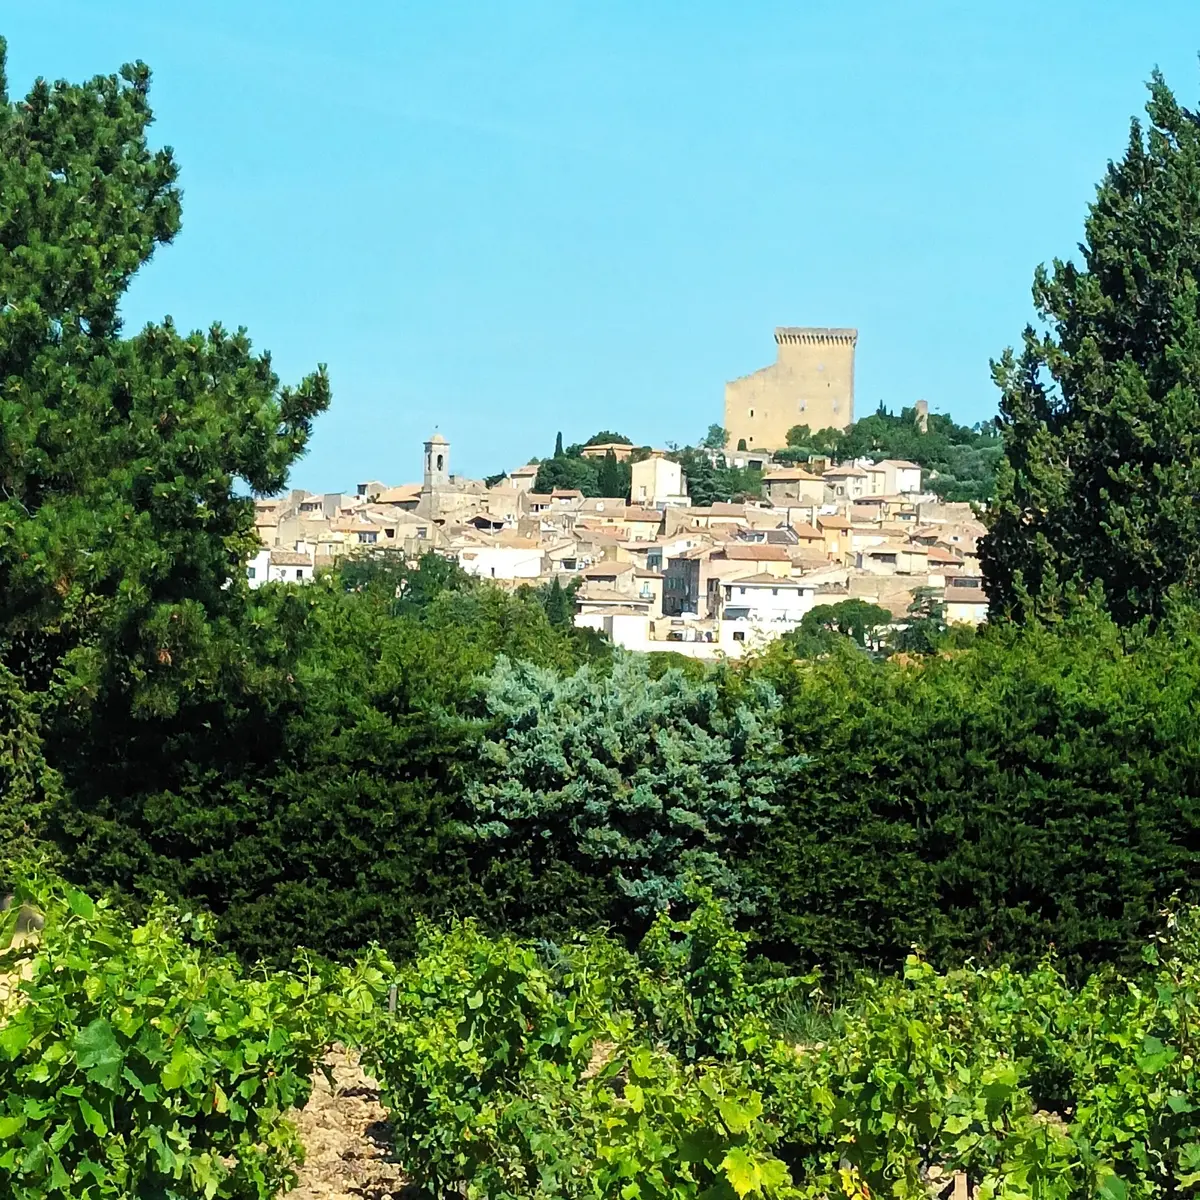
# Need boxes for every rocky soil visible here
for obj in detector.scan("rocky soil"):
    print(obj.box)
[289,1047,408,1200]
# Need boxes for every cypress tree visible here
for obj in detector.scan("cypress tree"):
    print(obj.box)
[597,450,624,498]
[982,73,1200,624]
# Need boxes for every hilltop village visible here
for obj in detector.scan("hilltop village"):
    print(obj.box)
[252,327,989,655]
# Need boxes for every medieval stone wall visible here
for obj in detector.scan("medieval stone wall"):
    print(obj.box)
[724,327,857,450]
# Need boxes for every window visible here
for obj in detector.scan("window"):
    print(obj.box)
[733,631,746,642]
[385,528,395,538]
[295,569,304,581]
[748,408,754,417]
[436,454,444,471]
[771,588,778,596]
[417,527,428,538]
[247,566,256,579]
[358,531,377,544]
[739,587,746,596]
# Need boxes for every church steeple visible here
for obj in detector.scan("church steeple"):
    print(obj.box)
[423,431,449,491]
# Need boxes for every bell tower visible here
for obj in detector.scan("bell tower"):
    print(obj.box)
[423,432,449,491]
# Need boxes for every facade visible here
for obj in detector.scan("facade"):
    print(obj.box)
[878,460,923,494]
[944,575,990,625]
[823,464,870,500]
[724,327,857,452]
[718,574,817,623]
[458,542,544,580]
[423,433,450,491]
[631,455,688,508]
[508,465,540,492]
[762,468,824,506]
[579,442,635,461]
[247,547,314,588]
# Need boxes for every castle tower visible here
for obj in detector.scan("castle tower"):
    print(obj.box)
[724,327,857,451]
[423,432,449,491]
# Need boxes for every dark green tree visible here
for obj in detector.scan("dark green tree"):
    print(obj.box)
[596,450,626,499]
[533,455,599,495]
[554,431,564,457]
[543,577,575,629]
[981,73,1200,625]
[786,599,892,651]
[702,424,728,450]
[584,430,632,447]
[785,424,812,447]
[888,587,948,655]
[0,39,328,812]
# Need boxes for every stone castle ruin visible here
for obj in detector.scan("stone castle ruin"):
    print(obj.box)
[724,326,857,451]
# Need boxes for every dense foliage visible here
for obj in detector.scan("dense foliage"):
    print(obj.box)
[52,555,606,965]
[745,603,1200,979]
[779,599,892,657]
[671,446,766,506]
[982,74,1200,624]
[0,36,328,750]
[779,407,1002,502]
[0,877,387,1199]
[365,890,1200,1200]
[531,432,642,498]
[465,656,803,918]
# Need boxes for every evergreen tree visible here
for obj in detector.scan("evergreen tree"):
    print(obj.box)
[702,424,728,450]
[543,577,574,629]
[981,73,1200,624]
[596,450,625,498]
[584,430,632,447]
[466,656,803,917]
[0,39,328,854]
[554,431,564,457]
[888,587,948,655]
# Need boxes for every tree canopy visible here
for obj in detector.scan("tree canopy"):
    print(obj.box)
[0,41,328,768]
[982,73,1200,625]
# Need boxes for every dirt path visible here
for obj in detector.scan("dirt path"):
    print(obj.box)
[290,1047,408,1200]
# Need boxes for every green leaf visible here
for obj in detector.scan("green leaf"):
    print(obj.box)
[160,1049,196,1091]
[0,1023,31,1059]
[1136,1035,1177,1074]
[77,1097,108,1137]
[73,1019,123,1088]
[1098,1171,1128,1200]
[0,1115,25,1139]
[65,888,95,919]
[721,1147,762,1198]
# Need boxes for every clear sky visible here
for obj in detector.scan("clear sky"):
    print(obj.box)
[6,2,1200,490]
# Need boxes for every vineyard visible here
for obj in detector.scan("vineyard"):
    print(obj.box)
[3,878,1200,1199]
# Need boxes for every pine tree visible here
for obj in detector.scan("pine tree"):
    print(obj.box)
[981,72,1200,624]
[554,431,564,457]
[0,39,328,777]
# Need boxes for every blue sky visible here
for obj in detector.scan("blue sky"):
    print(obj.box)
[7,2,1200,489]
